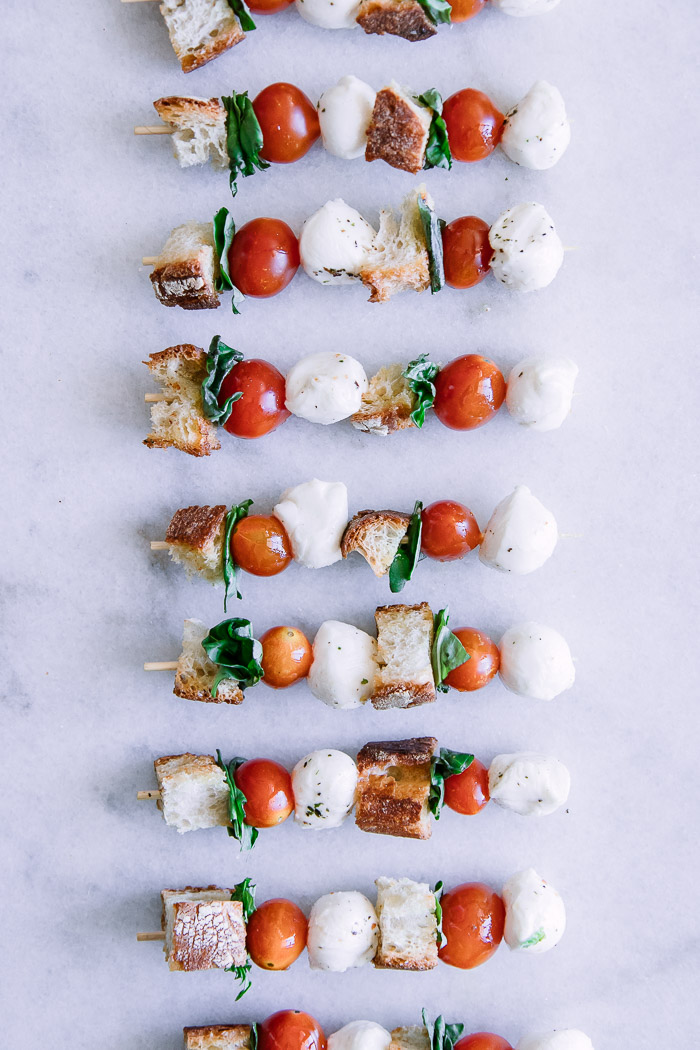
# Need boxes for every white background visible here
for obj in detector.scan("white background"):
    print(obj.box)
[2,1,699,1047]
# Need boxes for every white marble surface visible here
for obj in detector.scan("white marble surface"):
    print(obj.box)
[2,1,699,1047]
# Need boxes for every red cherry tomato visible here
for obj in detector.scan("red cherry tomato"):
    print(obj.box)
[442,216,494,289]
[444,758,490,815]
[438,882,505,969]
[455,1035,512,1050]
[261,626,313,687]
[219,359,290,439]
[229,218,299,298]
[421,500,481,561]
[247,899,308,970]
[248,0,294,13]
[258,1011,327,1050]
[253,83,321,164]
[445,628,500,692]
[443,89,504,162]
[231,515,292,577]
[433,354,505,431]
[234,758,294,828]
[448,0,486,20]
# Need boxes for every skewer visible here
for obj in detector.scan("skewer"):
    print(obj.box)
[151,541,169,550]
[142,257,157,266]
[144,661,178,671]
[135,125,171,135]
[145,393,168,403]
[137,790,162,800]
[137,931,165,941]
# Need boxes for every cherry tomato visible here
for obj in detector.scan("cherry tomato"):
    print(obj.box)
[248,0,294,13]
[253,83,321,164]
[444,628,500,692]
[444,758,490,815]
[247,899,308,970]
[229,218,299,298]
[219,359,290,439]
[231,515,292,577]
[234,758,294,828]
[261,626,313,688]
[448,0,486,21]
[438,882,505,969]
[433,354,505,431]
[421,500,481,561]
[442,216,494,289]
[443,89,504,163]
[258,1011,327,1050]
[455,1035,512,1050]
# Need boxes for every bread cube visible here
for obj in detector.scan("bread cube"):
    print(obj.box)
[351,363,417,436]
[165,505,227,582]
[175,619,244,705]
[366,84,432,173]
[371,603,435,709]
[154,754,229,834]
[144,344,220,457]
[184,1026,252,1050]
[161,887,246,971]
[355,736,436,838]
[374,876,438,970]
[150,220,220,310]
[360,190,430,303]
[160,0,245,73]
[342,510,410,576]
[357,0,438,40]
[390,1029,431,1050]
[154,96,228,169]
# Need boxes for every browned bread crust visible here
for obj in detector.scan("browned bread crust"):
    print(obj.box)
[150,259,220,310]
[166,505,227,550]
[184,1026,252,1050]
[366,89,429,173]
[355,736,436,839]
[357,0,437,41]
[154,95,225,125]
[173,674,244,705]
[161,888,245,971]
[143,345,219,458]
[391,1028,431,1050]
[361,257,430,304]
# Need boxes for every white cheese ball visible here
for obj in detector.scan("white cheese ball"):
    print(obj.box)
[490,0,561,15]
[499,622,575,701]
[292,749,358,829]
[300,199,377,286]
[308,621,378,710]
[501,82,571,170]
[479,485,558,574]
[318,76,376,160]
[518,1031,594,1050]
[506,356,578,432]
[489,203,564,292]
[285,351,368,425]
[274,479,348,568]
[502,867,566,953]
[488,752,570,816]
[329,1022,392,1050]
[295,0,360,28]
[307,891,379,971]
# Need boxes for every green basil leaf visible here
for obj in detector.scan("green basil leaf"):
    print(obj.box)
[203,618,264,693]
[429,747,475,818]
[231,877,257,922]
[389,500,424,593]
[422,1011,464,1050]
[226,0,257,32]
[222,91,269,196]
[201,335,244,426]
[520,927,546,949]
[431,606,469,692]
[213,207,236,292]
[434,880,445,948]
[227,958,253,1000]
[223,499,254,610]
[416,0,452,24]
[215,750,259,851]
[415,91,452,172]
[250,1024,259,1050]
[402,353,439,428]
[416,187,446,293]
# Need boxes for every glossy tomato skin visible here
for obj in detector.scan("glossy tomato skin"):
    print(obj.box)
[443,89,505,162]
[253,83,321,163]
[229,218,300,298]
[433,354,505,431]
[247,899,308,970]
[445,628,500,691]
[444,758,490,815]
[442,216,494,289]
[248,0,294,13]
[231,515,292,577]
[261,626,313,688]
[448,0,486,20]
[421,500,481,561]
[234,758,294,828]
[258,1011,327,1050]
[438,882,505,969]
[455,1035,512,1050]
[219,359,290,439]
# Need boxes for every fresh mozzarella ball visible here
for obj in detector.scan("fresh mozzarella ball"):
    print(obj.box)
[479,485,558,574]
[499,622,575,701]
[501,82,571,170]
[506,356,578,432]
[300,199,377,286]
[274,479,348,568]
[295,0,360,28]
[518,1031,594,1050]
[308,620,378,710]
[292,749,358,829]
[285,351,368,425]
[307,891,379,971]
[490,0,561,15]
[318,76,376,160]
[489,203,564,292]
[488,752,570,816]
[502,868,566,953]
[329,1022,392,1050]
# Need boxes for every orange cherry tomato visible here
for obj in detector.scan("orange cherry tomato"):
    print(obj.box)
[421,500,481,561]
[443,89,504,162]
[220,359,290,439]
[442,216,494,289]
[261,626,313,688]
[231,515,292,577]
[433,354,505,431]
[438,882,505,969]
[455,1035,512,1050]
[229,218,300,298]
[253,83,321,164]
[444,628,500,691]
[248,0,294,13]
[247,898,308,970]
[448,0,486,21]
[444,758,490,815]
[234,758,294,828]
[258,1011,327,1050]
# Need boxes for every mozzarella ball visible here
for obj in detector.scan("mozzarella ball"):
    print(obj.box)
[518,1032,594,1050]
[499,622,575,701]
[285,351,368,425]
[502,867,566,953]
[488,752,570,816]
[318,76,376,160]
[292,749,358,829]
[501,82,571,170]
[506,356,578,432]
[274,478,348,568]
[479,485,558,574]
[308,620,378,710]
[307,891,379,971]
[329,1022,392,1050]
[295,0,360,28]
[490,0,561,15]
[489,203,564,292]
[300,199,377,286]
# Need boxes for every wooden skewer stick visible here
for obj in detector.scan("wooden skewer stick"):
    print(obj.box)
[145,393,169,403]
[142,257,157,266]
[137,932,166,941]
[151,541,169,550]
[144,661,178,671]
[137,790,162,800]
[135,125,172,135]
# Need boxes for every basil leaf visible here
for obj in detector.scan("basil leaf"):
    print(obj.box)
[402,353,439,428]
[417,187,446,293]
[422,1011,464,1050]
[416,0,451,24]
[222,91,269,196]
[434,880,445,948]
[520,927,546,949]
[431,606,469,692]
[203,618,264,694]
[215,750,259,851]
[222,499,254,610]
[250,1025,259,1050]
[389,500,424,593]
[231,877,257,922]
[226,0,257,32]
[415,91,452,172]
[227,958,253,1000]
[201,335,243,426]
[429,747,475,818]
[213,207,247,313]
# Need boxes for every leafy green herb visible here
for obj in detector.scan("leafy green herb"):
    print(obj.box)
[415,0,451,23]
[201,335,243,426]
[417,187,446,293]
[222,499,254,610]
[402,353,439,428]
[429,747,475,818]
[226,0,257,32]
[227,957,253,1000]
[221,91,269,196]
[389,500,424,593]
[432,607,469,692]
[213,206,246,314]
[422,1011,464,1050]
[520,927,546,949]
[250,1025,259,1050]
[203,618,264,695]
[231,877,257,921]
[306,803,325,818]
[434,880,445,948]
[215,750,259,851]
[415,90,452,171]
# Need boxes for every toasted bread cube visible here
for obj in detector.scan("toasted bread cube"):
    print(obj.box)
[160,0,245,73]
[366,84,432,174]
[144,344,219,457]
[351,364,417,436]
[154,96,228,169]
[150,220,220,310]
[175,619,244,705]
[374,876,438,969]
[357,0,437,40]
[360,190,430,304]
[184,1026,252,1050]
[342,510,410,576]
[154,754,229,834]
[165,505,227,582]
[371,603,435,709]
[390,1029,431,1050]
[162,887,246,971]
[355,737,436,838]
